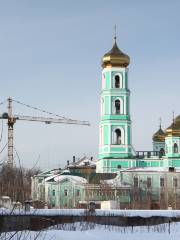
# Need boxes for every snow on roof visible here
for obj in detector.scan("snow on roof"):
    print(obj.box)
[1,196,10,199]
[101,178,131,188]
[44,174,60,182]
[121,167,180,173]
[35,168,61,177]
[69,156,96,167]
[54,175,88,184]
[61,169,70,174]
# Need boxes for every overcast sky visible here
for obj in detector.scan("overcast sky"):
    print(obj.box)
[0,0,179,170]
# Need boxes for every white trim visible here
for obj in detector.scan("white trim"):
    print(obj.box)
[100,97,103,117]
[101,90,130,95]
[125,125,128,145]
[102,67,126,73]
[124,95,126,115]
[102,73,105,89]
[109,95,111,114]
[100,121,131,126]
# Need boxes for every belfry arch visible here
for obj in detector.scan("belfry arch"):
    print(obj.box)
[174,143,178,153]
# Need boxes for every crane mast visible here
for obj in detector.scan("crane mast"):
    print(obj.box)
[0,97,90,166]
[7,97,15,166]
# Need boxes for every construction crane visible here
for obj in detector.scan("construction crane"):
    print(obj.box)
[0,97,90,166]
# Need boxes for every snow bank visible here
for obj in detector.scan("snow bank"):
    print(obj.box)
[1,208,180,218]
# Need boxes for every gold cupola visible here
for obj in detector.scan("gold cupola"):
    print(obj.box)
[152,125,166,142]
[166,115,180,137]
[102,38,130,68]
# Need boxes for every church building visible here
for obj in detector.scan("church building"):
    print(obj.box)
[31,35,180,209]
[96,37,180,173]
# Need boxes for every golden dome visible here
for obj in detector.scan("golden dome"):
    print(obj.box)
[166,115,180,137]
[152,126,166,142]
[175,115,180,123]
[102,40,130,68]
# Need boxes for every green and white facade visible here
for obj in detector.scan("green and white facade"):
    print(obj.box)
[31,37,180,209]
[96,39,180,173]
[97,40,135,173]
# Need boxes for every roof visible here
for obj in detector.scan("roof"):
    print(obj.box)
[44,174,60,182]
[45,172,117,184]
[166,115,180,137]
[34,168,62,178]
[67,156,96,168]
[102,40,130,68]
[152,127,165,142]
[120,167,180,173]
[54,175,88,184]
[101,178,131,188]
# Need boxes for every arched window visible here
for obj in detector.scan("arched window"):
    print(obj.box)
[115,75,120,88]
[174,143,178,153]
[115,99,120,114]
[159,148,165,157]
[114,129,121,144]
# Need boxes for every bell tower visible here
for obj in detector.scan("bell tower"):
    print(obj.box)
[152,119,165,156]
[96,35,134,173]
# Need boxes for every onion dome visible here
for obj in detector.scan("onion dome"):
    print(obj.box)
[102,39,130,68]
[166,115,180,137]
[152,126,166,142]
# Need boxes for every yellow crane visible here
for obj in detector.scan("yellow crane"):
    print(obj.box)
[0,97,90,166]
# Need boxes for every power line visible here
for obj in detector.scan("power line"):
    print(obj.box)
[0,143,8,165]
[12,99,68,119]
[0,119,4,143]
[0,142,8,154]
[1,97,90,166]
[14,146,22,168]
[0,99,7,106]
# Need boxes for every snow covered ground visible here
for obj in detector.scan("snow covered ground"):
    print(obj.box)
[1,208,180,218]
[2,222,180,240]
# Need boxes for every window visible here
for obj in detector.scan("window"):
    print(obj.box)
[76,189,80,197]
[160,178,164,187]
[159,148,165,157]
[174,143,178,153]
[134,177,138,187]
[52,190,55,196]
[173,178,178,188]
[115,75,120,88]
[115,99,120,114]
[64,189,68,196]
[114,129,121,144]
[147,178,151,188]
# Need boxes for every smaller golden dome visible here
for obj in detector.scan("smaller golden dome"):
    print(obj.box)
[102,40,130,68]
[175,115,180,123]
[153,126,166,142]
[166,115,180,137]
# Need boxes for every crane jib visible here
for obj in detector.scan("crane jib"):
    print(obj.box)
[0,97,90,167]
